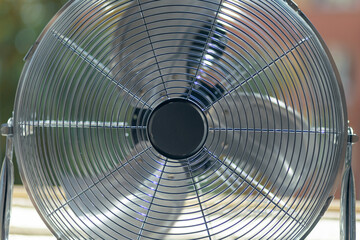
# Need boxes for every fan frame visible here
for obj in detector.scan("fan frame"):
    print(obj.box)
[2,0,350,239]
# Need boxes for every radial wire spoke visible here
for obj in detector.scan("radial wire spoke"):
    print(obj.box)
[19,120,146,130]
[52,30,152,109]
[135,0,169,99]
[203,147,286,207]
[203,147,303,226]
[19,120,147,137]
[186,0,224,100]
[187,159,212,240]
[208,127,337,134]
[48,146,152,216]
[137,159,168,240]
[204,37,310,111]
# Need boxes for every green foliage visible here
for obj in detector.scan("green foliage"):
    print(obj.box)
[0,0,67,184]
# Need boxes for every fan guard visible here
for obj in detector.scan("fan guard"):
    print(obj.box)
[1,0,354,239]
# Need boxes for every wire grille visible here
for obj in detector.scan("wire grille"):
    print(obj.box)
[13,0,347,239]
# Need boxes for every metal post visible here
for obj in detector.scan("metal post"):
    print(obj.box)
[340,127,358,240]
[0,118,14,240]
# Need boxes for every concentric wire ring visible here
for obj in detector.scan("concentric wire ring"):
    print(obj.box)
[13,0,347,239]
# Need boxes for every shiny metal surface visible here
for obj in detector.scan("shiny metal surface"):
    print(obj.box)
[340,127,357,240]
[60,143,188,239]
[12,0,347,239]
[0,125,14,240]
[207,93,315,197]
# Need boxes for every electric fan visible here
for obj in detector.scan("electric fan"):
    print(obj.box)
[0,0,358,239]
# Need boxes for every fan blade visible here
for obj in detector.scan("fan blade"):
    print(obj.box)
[51,30,152,110]
[59,143,189,239]
[111,0,222,104]
[206,93,316,197]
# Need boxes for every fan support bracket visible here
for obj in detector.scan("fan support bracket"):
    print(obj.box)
[0,117,14,240]
[1,118,13,137]
[340,127,357,240]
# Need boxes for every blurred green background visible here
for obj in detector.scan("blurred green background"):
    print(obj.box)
[0,0,67,184]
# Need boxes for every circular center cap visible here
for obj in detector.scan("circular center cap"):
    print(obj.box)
[147,99,208,159]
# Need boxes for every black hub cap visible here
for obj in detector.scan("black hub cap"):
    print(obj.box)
[147,99,208,159]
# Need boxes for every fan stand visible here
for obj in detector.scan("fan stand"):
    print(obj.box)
[0,117,14,240]
[340,127,358,240]
[0,117,358,240]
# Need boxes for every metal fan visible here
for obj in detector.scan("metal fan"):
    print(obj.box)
[0,0,357,239]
